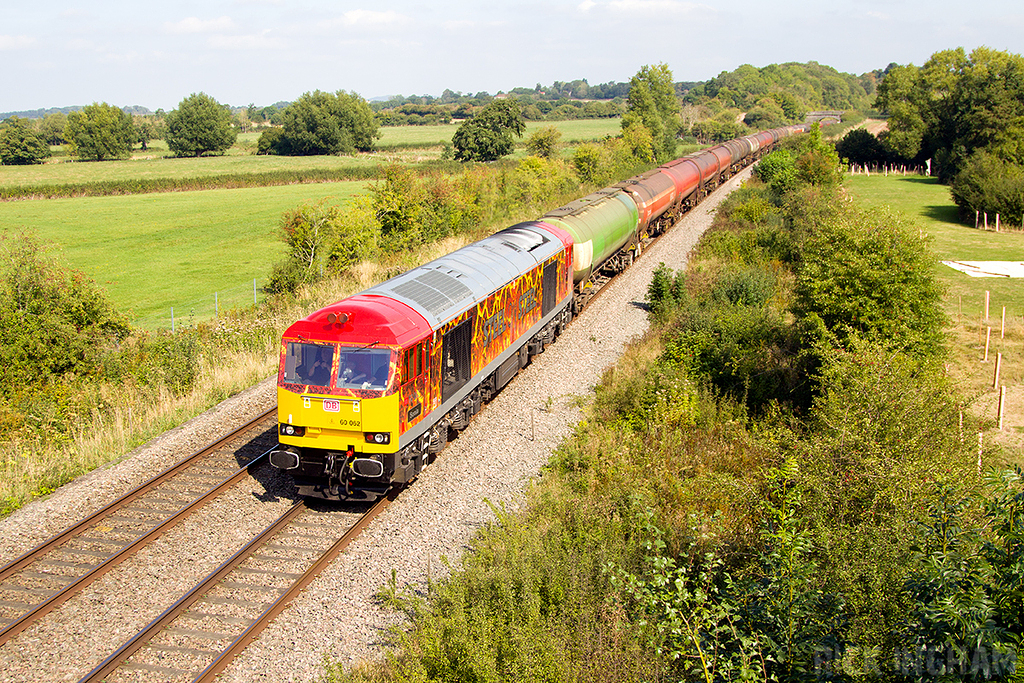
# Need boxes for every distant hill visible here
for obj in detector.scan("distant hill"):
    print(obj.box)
[1,104,153,120]
[685,61,876,112]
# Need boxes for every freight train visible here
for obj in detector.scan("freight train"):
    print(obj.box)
[269,124,807,500]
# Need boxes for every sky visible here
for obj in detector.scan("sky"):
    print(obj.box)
[1,0,1022,114]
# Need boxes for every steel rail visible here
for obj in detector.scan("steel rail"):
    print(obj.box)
[0,407,277,645]
[79,490,394,683]
[194,490,395,682]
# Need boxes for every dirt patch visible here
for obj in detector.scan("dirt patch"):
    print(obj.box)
[857,118,888,136]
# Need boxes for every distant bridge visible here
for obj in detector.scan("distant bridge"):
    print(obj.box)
[805,111,843,124]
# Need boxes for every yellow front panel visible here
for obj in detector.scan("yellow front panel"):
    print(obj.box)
[277,388,400,453]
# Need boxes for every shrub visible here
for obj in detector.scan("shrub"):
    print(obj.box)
[950,151,1024,226]
[525,125,562,158]
[265,199,380,294]
[0,233,129,395]
[256,127,285,155]
[793,206,946,358]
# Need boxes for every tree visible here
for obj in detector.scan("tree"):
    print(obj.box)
[525,125,561,158]
[622,63,680,162]
[835,128,887,165]
[794,206,946,358]
[133,116,161,152]
[875,47,1024,178]
[275,90,379,156]
[63,102,136,161]
[452,99,526,162]
[0,116,51,165]
[164,93,237,157]
[949,151,1024,225]
[38,113,67,146]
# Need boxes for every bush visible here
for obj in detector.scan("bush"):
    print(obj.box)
[525,125,562,159]
[0,233,129,395]
[256,127,285,155]
[265,199,380,294]
[793,206,946,358]
[950,151,1024,226]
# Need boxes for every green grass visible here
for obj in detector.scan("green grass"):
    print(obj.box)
[2,119,623,191]
[845,174,1024,319]
[0,181,368,328]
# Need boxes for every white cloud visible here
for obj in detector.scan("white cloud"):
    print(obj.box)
[209,30,282,50]
[581,0,711,14]
[0,35,34,50]
[321,9,409,29]
[165,16,235,34]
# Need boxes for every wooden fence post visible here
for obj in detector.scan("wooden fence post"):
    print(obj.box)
[998,387,1006,431]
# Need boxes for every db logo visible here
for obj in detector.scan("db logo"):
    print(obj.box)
[322,399,340,413]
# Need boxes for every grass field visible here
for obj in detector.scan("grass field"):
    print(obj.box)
[0,181,368,328]
[0,119,623,190]
[845,174,1024,317]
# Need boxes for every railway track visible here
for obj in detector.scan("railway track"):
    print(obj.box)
[0,409,278,646]
[79,493,392,683]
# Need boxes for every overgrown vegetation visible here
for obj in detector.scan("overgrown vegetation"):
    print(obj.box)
[0,166,379,201]
[327,127,1021,682]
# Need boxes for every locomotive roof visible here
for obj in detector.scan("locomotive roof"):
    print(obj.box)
[362,221,568,328]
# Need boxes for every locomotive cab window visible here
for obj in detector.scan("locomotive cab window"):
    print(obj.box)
[283,342,335,386]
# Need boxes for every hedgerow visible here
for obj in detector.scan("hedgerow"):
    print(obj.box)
[0,167,378,201]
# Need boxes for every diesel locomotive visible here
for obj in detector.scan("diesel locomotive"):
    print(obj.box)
[269,124,807,500]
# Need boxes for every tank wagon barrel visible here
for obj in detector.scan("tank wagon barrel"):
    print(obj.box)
[270,123,807,500]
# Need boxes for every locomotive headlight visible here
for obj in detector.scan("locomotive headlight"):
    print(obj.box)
[280,424,306,437]
[364,432,390,445]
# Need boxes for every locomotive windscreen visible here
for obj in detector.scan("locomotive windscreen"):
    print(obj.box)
[335,348,392,391]
[283,342,335,387]
[283,342,393,393]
